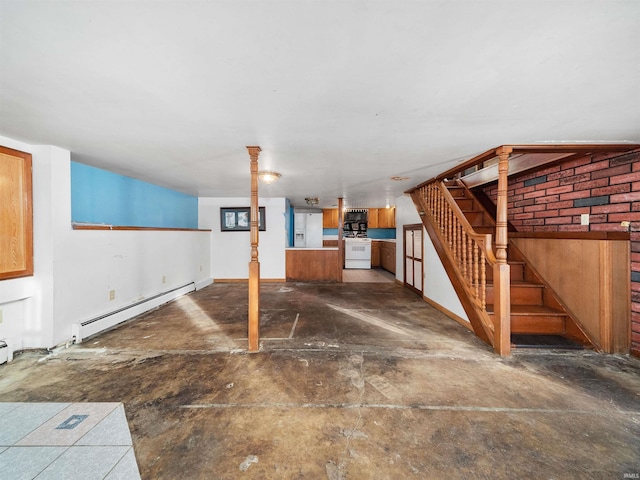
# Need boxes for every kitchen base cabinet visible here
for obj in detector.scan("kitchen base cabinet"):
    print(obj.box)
[371,241,381,267]
[380,241,396,274]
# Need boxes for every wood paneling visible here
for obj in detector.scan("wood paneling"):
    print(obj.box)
[286,249,340,282]
[0,146,33,280]
[513,237,630,353]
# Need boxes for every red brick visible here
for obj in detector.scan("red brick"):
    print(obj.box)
[560,173,591,185]
[545,200,574,210]
[534,209,560,218]
[590,223,628,231]
[510,207,523,215]
[559,190,590,201]
[524,190,547,199]
[632,181,640,191]
[522,219,544,226]
[514,199,535,208]
[609,212,640,222]
[514,212,534,220]
[546,185,574,195]
[611,171,640,185]
[591,184,630,196]
[544,216,574,225]
[535,180,560,191]
[572,178,609,191]
[535,195,560,205]
[634,161,640,172]
[547,169,576,181]
[632,203,640,212]
[560,156,592,170]
[611,191,640,202]
[610,151,640,167]
[515,185,536,196]
[591,203,630,214]
[631,252,640,262]
[575,159,610,174]
[591,163,631,180]
[559,224,589,232]
[632,262,640,273]
[524,204,547,213]
[534,225,559,232]
[587,214,608,223]
[559,207,590,216]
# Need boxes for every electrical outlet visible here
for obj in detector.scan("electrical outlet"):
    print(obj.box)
[580,214,590,226]
[109,290,115,301]
[162,275,166,284]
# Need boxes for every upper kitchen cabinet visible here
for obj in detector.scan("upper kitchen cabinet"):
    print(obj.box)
[322,208,339,228]
[370,208,396,229]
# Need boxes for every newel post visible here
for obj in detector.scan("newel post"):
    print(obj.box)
[247,146,261,352]
[493,146,512,355]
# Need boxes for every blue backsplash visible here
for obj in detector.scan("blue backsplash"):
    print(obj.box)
[323,228,396,239]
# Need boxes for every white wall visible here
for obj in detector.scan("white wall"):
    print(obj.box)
[0,135,211,351]
[394,194,468,323]
[199,197,287,280]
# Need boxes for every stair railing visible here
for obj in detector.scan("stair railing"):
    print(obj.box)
[413,180,497,338]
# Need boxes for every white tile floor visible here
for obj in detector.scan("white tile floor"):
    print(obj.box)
[0,403,140,480]
[342,267,396,283]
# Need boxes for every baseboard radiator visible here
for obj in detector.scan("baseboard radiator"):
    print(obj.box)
[72,282,195,343]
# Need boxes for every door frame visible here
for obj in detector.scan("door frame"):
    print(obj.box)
[403,224,423,296]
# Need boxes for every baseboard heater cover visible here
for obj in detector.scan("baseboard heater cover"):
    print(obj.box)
[72,283,195,343]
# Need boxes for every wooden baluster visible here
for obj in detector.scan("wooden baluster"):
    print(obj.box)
[480,249,486,311]
[461,230,467,280]
[452,215,458,261]
[473,242,479,301]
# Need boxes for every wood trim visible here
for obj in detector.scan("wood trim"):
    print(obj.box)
[213,278,285,283]
[510,231,629,240]
[0,146,33,280]
[422,296,473,332]
[72,224,211,232]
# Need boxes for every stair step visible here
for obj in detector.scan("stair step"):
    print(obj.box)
[447,186,467,198]
[487,304,567,335]
[511,334,585,350]
[486,262,525,281]
[486,282,543,305]
[462,211,493,227]
[454,198,475,210]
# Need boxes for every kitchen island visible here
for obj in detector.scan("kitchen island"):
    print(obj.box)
[285,247,341,282]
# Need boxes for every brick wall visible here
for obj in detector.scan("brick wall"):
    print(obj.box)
[481,149,640,356]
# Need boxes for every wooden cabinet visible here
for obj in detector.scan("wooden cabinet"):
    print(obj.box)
[323,207,395,229]
[380,241,396,274]
[377,207,396,228]
[368,208,396,229]
[368,209,379,228]
[323,208,339,228]
[371,241,381,267]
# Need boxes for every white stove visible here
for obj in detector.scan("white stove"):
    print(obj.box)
[344,238,372,269]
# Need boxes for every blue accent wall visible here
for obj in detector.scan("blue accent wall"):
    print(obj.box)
[71,162,198,228]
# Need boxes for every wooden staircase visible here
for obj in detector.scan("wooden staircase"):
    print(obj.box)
[446,181,594,350]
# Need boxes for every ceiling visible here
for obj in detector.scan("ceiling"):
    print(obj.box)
[1,1,639,209]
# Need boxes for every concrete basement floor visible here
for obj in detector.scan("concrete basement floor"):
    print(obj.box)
[1,282,639,479]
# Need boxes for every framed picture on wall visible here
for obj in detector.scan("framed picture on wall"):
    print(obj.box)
[220,207,265,232]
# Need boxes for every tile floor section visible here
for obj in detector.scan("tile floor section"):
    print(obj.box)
[342,267,395,283]
[0,402,140,480]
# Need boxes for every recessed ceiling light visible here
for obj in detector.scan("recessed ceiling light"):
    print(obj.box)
[390,176,410,181]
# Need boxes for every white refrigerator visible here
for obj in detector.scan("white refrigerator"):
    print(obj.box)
[294,212,323,248]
